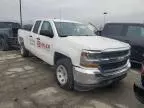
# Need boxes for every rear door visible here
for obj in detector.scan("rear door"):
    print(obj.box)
[125,25,144,63]
[102,24,126,42]
[36,21,54,65]
[29,21,41,55]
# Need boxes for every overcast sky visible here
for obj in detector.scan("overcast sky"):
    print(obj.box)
[0,0,144,25]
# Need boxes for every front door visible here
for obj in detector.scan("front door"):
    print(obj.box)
[36,21,54,65]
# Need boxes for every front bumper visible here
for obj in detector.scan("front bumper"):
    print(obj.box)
[73,60,131,91]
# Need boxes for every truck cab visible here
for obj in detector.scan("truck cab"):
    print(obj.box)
[0,22,21,50]
[101,23,144,64]
[18,19,131,91]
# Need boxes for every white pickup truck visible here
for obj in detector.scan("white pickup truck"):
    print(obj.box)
[18,19,131,91]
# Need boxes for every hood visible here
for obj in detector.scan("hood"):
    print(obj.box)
[64,36,130,51]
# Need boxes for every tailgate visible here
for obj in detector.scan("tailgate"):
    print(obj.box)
[8,37,18,45]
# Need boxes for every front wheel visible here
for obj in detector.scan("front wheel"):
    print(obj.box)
[56,58,74,90]
[20,45,29,57]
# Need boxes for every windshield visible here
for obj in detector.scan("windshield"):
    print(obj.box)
[54,22,95,37]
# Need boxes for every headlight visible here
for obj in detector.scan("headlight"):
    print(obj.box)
[80,50,101,68]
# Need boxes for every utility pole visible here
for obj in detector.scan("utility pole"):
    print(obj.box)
[19,0,23,27]
[103,12,108,25]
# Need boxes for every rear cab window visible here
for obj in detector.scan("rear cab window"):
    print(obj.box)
[102,24,123,37]
[32,21,41,34]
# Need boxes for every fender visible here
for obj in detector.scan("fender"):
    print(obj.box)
[18,37,24,45]
[54,52,72,65]
[54,47,81,66]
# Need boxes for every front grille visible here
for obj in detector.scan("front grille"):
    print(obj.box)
[100,60,127,71]
[98,49,130,73]
[102,50,129,58]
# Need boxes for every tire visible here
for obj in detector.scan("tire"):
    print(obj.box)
[20,44,29,57]
[56,58,74,90]
[0,38,8,51]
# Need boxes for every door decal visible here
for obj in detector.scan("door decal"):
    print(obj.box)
[37,40,50,49]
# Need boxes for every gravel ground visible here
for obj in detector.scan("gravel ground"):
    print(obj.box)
[0,51,143,108]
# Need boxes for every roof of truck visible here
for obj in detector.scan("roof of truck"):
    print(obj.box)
[35,19,82,24]
[0,22,21,28]
[0,22,20,24]
[105,22,144,26]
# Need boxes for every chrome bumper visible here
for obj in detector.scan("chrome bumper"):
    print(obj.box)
[73,60,131,86]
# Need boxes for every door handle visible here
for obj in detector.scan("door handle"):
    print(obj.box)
[29,35,32,37]
[36,37,40,40]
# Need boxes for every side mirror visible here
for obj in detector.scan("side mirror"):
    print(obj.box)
[40,30,53,38]
[95,31,102,36]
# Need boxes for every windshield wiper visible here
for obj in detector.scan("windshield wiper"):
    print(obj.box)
[60,35,94,37]
[60,35,73,37]
[60,35,69,37]
[78,35,92,36]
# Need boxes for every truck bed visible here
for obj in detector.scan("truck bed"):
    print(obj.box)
[18,29,31,48]
[0,28,19,48]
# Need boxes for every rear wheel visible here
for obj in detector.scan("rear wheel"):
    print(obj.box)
[20,44,29,57]
[56,58,74,90]
[0,39,8,51]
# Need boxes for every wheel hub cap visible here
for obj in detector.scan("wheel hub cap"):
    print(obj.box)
[56,65,68,85]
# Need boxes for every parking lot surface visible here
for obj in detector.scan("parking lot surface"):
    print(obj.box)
[0,51,143,108]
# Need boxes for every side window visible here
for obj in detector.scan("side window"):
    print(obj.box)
[103,24,123,36]
[126,26,144,37]
[40,21,54,38]
[33,21,41,34]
